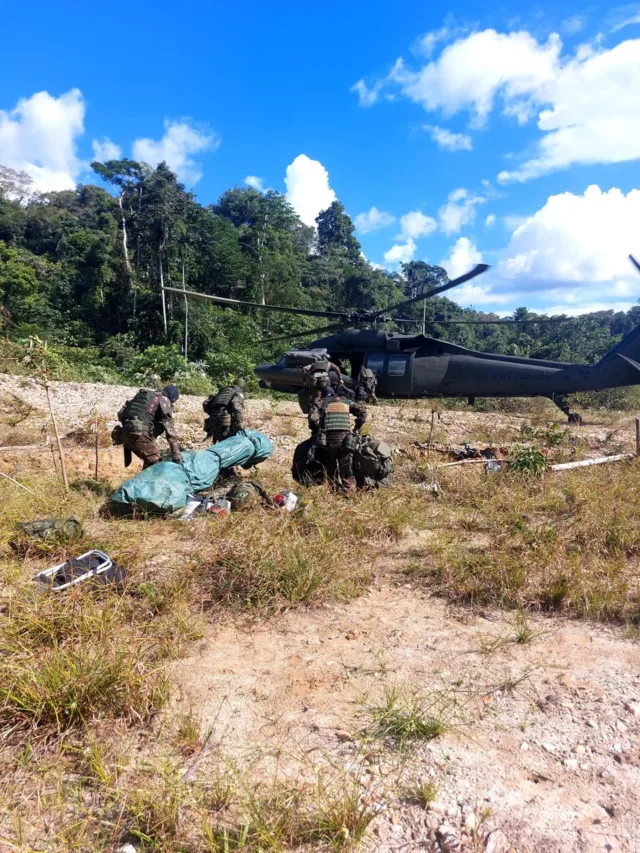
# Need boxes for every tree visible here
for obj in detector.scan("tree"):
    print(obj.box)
[0,165,38,204]
[316,201,361,262]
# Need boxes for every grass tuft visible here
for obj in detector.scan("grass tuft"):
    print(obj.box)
[362,685,451,748]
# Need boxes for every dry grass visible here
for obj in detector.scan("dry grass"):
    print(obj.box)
[406,459,640,621]
[2,402,640,850]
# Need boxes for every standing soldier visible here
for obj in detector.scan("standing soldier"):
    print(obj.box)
[203,379,246,442]
[355,366,378,404]
[308,386,367,494]
[116,385,183,468]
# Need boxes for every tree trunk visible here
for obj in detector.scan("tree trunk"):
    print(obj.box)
[182,261,188,362]
[160,253,168,336]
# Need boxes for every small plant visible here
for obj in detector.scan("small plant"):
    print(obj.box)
[404,778,439,808]
[363,686,451,747]
[512,611,540,644]
[508,445,546,476]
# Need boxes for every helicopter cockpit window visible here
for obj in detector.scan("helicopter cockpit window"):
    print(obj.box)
[365,353,385,375]
[387,354,408,376]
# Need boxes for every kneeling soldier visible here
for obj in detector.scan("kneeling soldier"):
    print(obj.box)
[117,385,182,468]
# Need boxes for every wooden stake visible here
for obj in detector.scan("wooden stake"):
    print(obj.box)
[426,409,435,466]
[636,418,640,457]
[94,412,100,482]
[45,382,68,491]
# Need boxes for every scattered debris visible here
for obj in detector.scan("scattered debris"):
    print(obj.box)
[485,460,503,474]
[33,550,126,592]
[273,490,298,511]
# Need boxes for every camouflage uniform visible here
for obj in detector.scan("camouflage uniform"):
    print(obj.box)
[355,367,378,404]
[203,383,246,442]
[118,388,182,468]
[308,393,367,494]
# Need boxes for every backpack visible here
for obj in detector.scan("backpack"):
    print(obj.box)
[353,436,393,488]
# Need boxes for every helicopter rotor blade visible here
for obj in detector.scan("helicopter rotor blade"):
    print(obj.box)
[162,286,347,320]
[369,264,490,320]
[630,254,640,274]
[425,317,572,325]
[258,322,347,346]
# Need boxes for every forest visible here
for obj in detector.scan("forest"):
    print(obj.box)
[1,159,639,402]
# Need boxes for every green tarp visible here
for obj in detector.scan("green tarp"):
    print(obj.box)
[110,430,273,514]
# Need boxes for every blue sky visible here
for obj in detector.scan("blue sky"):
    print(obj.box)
[1,0,640,315]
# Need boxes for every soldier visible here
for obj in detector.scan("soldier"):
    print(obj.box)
[355,366,378,404]
[203,379,246,442]
[308,386,367,494]
[117,385,183,468]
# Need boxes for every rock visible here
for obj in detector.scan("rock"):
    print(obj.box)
[426,814,441,831]
[437,822,460,852]
[429,801,447,816]
[615,720,627,734]
[520,741,529,751]
[624,701,640,717]
[574,744,586,756]
[542,742,555,754]
[345,631,357,640]
[563,758,579,772]
[117,846,138,853]
[587,719,599,729]
[336,730,353,742]
[464,811,478,831]
[484,829,511,853]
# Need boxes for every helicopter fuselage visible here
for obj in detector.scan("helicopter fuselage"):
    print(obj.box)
[255,328,640,402]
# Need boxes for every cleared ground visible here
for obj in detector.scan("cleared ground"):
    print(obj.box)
[0,375,639,853]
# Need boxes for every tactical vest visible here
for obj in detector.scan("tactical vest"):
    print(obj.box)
[120,389,158,434]
[206,386,242,412]
[323,397,351,432]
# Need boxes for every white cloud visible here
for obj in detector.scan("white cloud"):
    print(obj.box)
[542,301,635,315]
[611,7,640,32]
[384,238,417,264]
[499,185,640,286]
[438,187,485,234]
[92,137,122,162]
[390,30,562,127]
[423,124,472,151]
[485,213,496,227]
[132,120,218,185]
[284,154,337,227]
[0,89,85,192]
[362,28,640,182]
[497,38,640,182]
[355,206,395,233]
[245,175,267,192]
[350,79,385,107]
[398,210,437,240]
[441,236,483,280]
[562,14,586,34]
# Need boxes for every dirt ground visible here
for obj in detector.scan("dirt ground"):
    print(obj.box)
[1,375,640,852]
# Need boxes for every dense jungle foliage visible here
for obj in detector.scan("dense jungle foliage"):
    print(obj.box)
[1,161,639,404]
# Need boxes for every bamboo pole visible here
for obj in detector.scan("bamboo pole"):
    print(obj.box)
[0,470,40,498]
[550,454,633,471]
[94,412,100,482]
[45,382,68,491]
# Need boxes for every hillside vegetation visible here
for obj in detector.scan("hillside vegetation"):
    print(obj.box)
[1,161,640,408]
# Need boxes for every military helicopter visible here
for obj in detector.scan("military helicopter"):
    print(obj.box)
[164,257,640,422]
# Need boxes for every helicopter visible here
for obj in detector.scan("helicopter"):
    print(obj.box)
[164,257,640,423]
